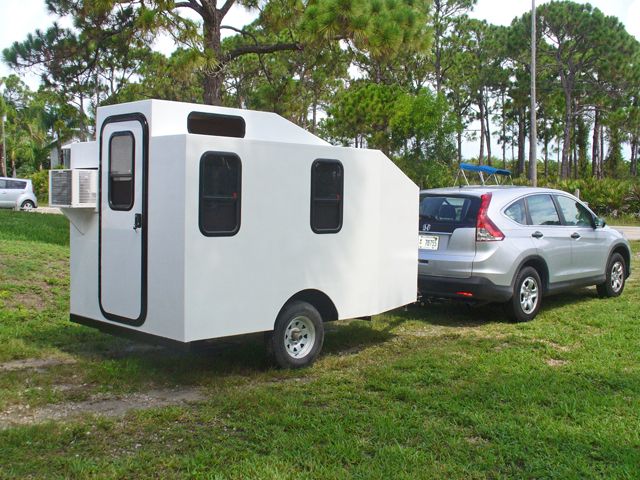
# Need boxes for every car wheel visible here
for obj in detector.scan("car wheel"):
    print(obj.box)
[21,200,35,211]
[596,253,626,298]
[505,266,542,322]
[268,301,324,369]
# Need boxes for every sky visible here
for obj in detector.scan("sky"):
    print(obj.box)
[1,0,639,158]
[2,0,639,81]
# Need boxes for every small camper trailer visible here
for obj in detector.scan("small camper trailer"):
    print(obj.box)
[50,99,418,368]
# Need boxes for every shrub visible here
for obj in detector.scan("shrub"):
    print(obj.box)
[537,178,639,217]
[28,169,49,203]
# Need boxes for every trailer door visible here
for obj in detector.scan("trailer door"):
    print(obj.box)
[99,115,148,325]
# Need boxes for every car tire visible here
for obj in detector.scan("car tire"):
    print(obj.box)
[596,253,626,298]
[268,301,324,369]
[21,200,35,211]
[505,266,542,322]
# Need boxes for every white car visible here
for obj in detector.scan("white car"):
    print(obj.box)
[0,176,38,210]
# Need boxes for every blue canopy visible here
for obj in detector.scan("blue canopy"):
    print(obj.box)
[460,163,511,177]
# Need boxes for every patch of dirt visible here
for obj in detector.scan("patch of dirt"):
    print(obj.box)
[0,387,206,429]
[0,357,77,372]
[336,345,365,356]
[538,340,572,352]
[545,358,568,367]
[2,280,54,310]
[465,436,488,445]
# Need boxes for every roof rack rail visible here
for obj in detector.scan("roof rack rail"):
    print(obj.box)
[455,163,512,186]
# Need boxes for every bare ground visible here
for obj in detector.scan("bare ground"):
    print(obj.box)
[0,387,206,429]
[0,357,77,372]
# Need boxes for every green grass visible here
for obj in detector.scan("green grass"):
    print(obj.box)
[0,210,69,246]
[604,214,640,227]
[1,213,639,479]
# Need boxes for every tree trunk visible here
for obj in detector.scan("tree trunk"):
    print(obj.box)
[0,120,6,177]
[630,136,638,176]
[203,7,223,106]
[484,95,492,166]
[600,125,605,178]
[311,94,317,134]
[561,102,572,178]
[457,129,462,164]
[592,109,600,178]
[573,138,579,179]
[433,0,443,93]
[559,72,574,179]
[478,98,485,164]
[517,108,526,177]
[544,128,549,179]
[557,138,561,177]
[501,92,506,169]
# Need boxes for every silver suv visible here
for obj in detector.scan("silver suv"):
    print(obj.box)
[418,186,631,321]
[0,177,38,211]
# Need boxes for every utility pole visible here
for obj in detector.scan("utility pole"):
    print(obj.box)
[1,114,6,178]
[529,0,537,186]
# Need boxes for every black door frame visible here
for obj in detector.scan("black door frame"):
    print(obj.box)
[98,113,149,326]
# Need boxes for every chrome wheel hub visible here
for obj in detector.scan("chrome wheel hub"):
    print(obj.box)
[519,277,539,314]
[284,316,315,359]
[611,261,624,292]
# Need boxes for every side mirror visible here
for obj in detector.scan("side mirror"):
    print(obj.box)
[594,217,606,229]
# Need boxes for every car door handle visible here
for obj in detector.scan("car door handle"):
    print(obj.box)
[571,232,581,239]
[532,231,544,239]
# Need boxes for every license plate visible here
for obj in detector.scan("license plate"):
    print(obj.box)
[419,235,439,250]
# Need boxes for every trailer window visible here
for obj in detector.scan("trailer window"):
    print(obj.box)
[199,152,241,236]
[311,160,343,233]
[188,112,246,138]
[108,132,135,211]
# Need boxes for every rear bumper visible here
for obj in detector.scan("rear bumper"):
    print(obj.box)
[418,274,512,302]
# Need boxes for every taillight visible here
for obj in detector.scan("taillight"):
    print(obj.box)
[476,193,504,241]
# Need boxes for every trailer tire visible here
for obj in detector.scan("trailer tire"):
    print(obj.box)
[269,301,324,369]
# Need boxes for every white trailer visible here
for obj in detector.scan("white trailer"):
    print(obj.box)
[50,99,418,368]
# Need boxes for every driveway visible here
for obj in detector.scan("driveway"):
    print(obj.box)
[611,226,640,241]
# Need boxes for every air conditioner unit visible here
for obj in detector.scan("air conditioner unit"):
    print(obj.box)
[50,169,98,208]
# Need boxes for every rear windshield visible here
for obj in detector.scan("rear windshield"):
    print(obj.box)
[419,194,480,233]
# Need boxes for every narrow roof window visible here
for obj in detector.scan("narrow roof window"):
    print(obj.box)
[187,112,246,138]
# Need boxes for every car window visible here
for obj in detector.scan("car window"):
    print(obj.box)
[419,194,480,233]
[7,180,26,190]
[0,179,6,189]
[526,194,561,226]
[555,196,593,227]
[504,199,527,224]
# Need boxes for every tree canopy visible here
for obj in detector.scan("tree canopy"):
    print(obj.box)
[2,0,640,184]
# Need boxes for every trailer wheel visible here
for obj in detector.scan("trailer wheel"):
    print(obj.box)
[269,301,324,369]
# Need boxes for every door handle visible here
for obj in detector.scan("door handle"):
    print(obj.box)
[133,213,142,232]
[571,232,581,239]
[532,231,543,239]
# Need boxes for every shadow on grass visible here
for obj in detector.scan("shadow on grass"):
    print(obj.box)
[399,287,600,328]
[17,315,394,387]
